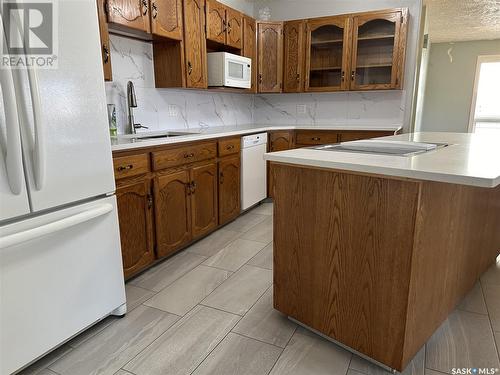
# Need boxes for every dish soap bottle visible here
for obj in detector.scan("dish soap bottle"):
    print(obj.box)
[107,104,118,137]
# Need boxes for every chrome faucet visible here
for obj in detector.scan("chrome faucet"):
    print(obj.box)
[127,81,148,134]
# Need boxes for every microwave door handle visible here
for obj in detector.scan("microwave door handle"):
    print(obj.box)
[8,8,46,190]
[0,28,24,195]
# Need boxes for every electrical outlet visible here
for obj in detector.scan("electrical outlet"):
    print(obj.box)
[168,105,178,117]
[297,104,307,115]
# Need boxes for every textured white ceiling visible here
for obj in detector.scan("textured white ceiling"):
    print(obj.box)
[425,0,500,42]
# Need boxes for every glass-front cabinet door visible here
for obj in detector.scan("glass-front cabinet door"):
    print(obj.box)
[350,10,407,90]
[305,16,350,92]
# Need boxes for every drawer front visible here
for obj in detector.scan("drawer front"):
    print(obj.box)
[153,142,217,170]
[339,131,395,142]
[113,154,150,180]
[295,130,339,146]
[218,137,241,157]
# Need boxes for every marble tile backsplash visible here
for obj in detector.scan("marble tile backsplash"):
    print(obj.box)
[105,34,405,134]
[105,34,254,134]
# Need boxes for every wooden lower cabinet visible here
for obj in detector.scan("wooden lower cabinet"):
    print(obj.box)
[155,170,192,258]
[116,178,155,278]
[191,162,218,238]
[218,155,241,225]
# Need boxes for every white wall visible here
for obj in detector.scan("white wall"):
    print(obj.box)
[253,0,423,132]
[419,39,500,133]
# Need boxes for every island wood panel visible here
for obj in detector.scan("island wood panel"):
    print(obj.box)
[272,162,420,369]
[151,0,184,40]
[183,0,207,88]
[401,182,500,366]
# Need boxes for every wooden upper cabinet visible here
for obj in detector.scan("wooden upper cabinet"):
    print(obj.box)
[218,155,240,225]
[206,0,226,44]
[97,0,112,81]
[191,162,218,238]
[116,179,155,279]
[183,0,207,88]
[151,0,184,40]
[155,170,192,258]
[258,21,283,93]
[305,16,350,92]
[226,8,243,49]
[350,9,408,90]
[243,15,257,92]
[283,20,306,93]
[106,0,151,33]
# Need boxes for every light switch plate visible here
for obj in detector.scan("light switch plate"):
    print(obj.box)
[297,104,307,114]
[168,105,178,117]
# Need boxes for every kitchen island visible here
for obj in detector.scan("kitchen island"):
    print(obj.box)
[264,132,500,372]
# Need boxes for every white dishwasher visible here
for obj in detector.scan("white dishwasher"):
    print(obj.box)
[241,133,268,210]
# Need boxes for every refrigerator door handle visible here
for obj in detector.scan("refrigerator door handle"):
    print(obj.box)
[6,7,46,191]
[0,28,24,195]
[0,203,113,249]
[26,67,45,190]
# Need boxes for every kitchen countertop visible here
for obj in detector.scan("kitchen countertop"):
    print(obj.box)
[264,132,500,188]
[110,124,402,152]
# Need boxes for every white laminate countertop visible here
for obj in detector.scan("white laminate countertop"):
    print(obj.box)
[264,132,500,188]
[110,124,402,152]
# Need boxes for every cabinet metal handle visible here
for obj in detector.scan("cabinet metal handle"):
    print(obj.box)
[311,137,321,141]
[223,20,227,32]
[185,182,192,196]
[227,21,231,33]
[142,0,148,15]
[147,194,153,209]
[191,181,197,194]
[226,145,234,150]
[259,74,263,83]
[341,71,345,82]
[103,43,110,63]
[117,164,133,171]
[351,71,355,81]
[152,2,158,19]
[187,61,193,75]
[183,152,195,158]
[296,73,300,82]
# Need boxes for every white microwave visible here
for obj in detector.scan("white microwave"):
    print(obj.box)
[207,52,252,89]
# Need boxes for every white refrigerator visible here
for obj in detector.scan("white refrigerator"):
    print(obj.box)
[0,1,126,374]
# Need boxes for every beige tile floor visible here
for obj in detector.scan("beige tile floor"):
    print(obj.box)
[20,202,500,375]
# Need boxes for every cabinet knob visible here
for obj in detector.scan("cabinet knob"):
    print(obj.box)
[117,164,133,171]
[102,43,110,64]
[152,3,158,19]
[142,0,148,15]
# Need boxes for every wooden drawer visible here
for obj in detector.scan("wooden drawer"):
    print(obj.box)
[153,142,217,170]
[113,154,150,180]
[295,130,339,146]
[338,131,395,142]
[218,137,241,157]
